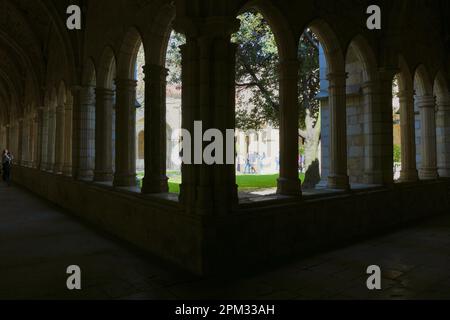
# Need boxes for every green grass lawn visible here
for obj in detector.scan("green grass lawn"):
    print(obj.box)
[138,172,305,194]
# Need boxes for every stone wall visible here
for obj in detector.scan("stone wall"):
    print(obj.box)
[12,166,204,274]
[13,166,450,276]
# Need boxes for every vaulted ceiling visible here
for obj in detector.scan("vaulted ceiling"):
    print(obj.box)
[0,0,79,125]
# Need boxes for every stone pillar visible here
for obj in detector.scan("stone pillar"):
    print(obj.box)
[327,72,349,189]
[17,119,23,166]
[141,64,169,193]
[363,69,396,186]
[0,127,3,151]
[94,88,114,182]
[54,104,65,174]
[209,35,239,212]
[63,96,73,176]
[26,118,32,166]
[41,108,49,170]
[417,95,438,180]
[26,118,32,167]
[21,119,28,166]
[72,85,95,180]
[113,79,137,187]
[277,60,302,196]
[398,89,418,181]
[80,85,96,180]
[33,111,42,169]
[5,125,10,150]
[179,41,198,212]
[47,106,56,172]
[362,81,381,184]
[436,93,450,177]
[71,87,81,178]
[177,17,239,215]
[378,69,397,186]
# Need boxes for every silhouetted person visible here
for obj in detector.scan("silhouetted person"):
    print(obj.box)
[2,149,13,187]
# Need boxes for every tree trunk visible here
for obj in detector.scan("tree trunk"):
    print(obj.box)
[302,109,321,189]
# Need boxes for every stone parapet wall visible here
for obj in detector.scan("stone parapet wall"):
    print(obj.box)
[12,166,450,276]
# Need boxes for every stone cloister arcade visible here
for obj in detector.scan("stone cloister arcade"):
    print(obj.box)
[0,0,449,275]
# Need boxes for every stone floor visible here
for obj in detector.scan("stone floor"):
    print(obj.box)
[1,182,450,300]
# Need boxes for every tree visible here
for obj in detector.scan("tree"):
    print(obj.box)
[166,31,186,86]
[233,11,322,185]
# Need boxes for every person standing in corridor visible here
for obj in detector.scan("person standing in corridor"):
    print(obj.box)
[2,149,13,186]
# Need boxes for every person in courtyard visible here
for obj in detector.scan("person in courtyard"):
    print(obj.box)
[249,153,257,174]
[2,149,13,187]
[244,157,252,174]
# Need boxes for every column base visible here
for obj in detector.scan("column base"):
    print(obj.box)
[400,169,419,182]
[54,163,64,175]
[62,165,72,177]
[77,169,94,181]
[316,178,329,189]
[113,173,137,187]
[94,170,114,182]
[328,175,350,190]
[179,183,195,212]
[39,162,47,171]
[419,168,439,180]
[213,183,239,215]
[363,171,384,185]
[277,177,302,197]
[142,175,169,194]
[195,186,215,216]
[438,168,450,178]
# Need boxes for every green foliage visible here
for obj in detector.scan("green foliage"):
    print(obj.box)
[298,30,320,130]
[163,13,321,134]
[394,144,402,163]
[233,11,280,130]
[232,11,320,132]
[166,31,186,85]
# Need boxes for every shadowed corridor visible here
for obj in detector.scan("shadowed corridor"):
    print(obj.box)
[1,183,450,300]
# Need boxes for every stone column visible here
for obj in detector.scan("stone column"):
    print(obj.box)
[26,118,32,166]
[379,69,397,186]
[54,104,65,174]
[63,96,73,176]
[72,85,95,180]
[5,125,10,151]
[17,119,23,166]
[363,69,396,186]
[417,95,438,180]
[210,35,239,212]
[21,119,28,166]
[79,85,96,180]
[177,17,239,215]
[398,89,418,181]
[94,88,114,182]
[41,108,49,170]
[33,111,41,169]
[47,106,56,172]
[113,79,137,187]
[436,93,450,177]
[0,127,3,151]
[327,72,349,189]
[141,64,169,193]
[27,118,32,167]
[277,60,302,196]
[179,41,198,212]
[71,87,81,178]
[362,81,381,184]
